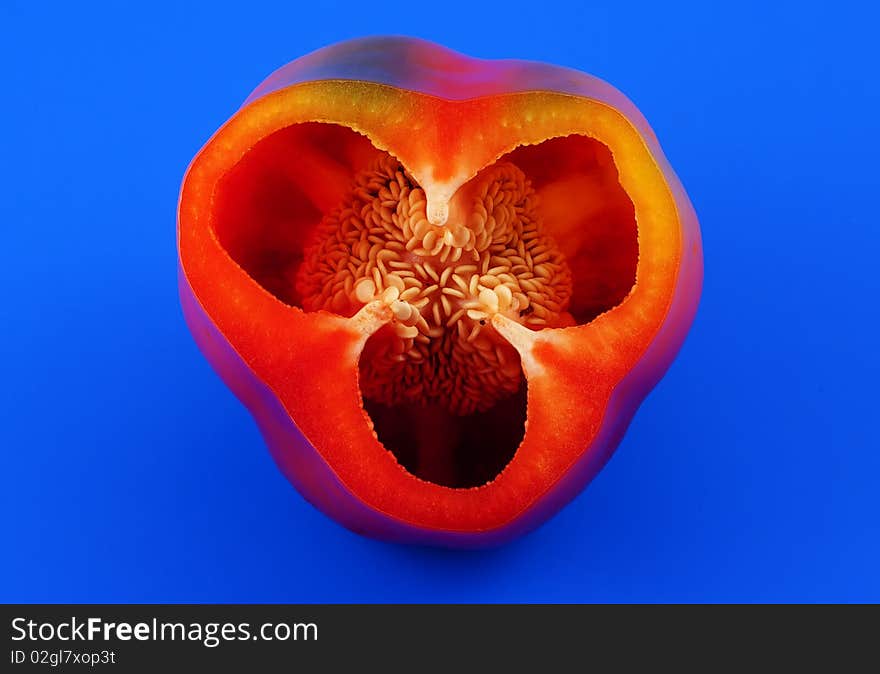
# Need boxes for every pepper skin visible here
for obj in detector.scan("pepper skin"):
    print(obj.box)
[177,37,703,547]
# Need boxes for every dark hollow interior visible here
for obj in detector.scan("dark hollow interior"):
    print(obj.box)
[210,121,639,489]
[363,381,527,489]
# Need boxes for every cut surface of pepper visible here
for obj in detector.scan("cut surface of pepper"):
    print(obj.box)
[177,37,703,546]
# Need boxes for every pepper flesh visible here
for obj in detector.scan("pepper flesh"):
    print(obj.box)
[177,37,703,546]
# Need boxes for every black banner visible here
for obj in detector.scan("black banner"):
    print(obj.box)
[1,604,872,671]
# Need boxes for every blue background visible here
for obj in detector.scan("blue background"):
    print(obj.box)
[2,0,878,602]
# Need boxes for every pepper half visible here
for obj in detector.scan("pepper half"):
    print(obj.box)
[177,37,703,546]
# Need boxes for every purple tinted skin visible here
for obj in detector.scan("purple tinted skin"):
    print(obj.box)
[180,37,702,546]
